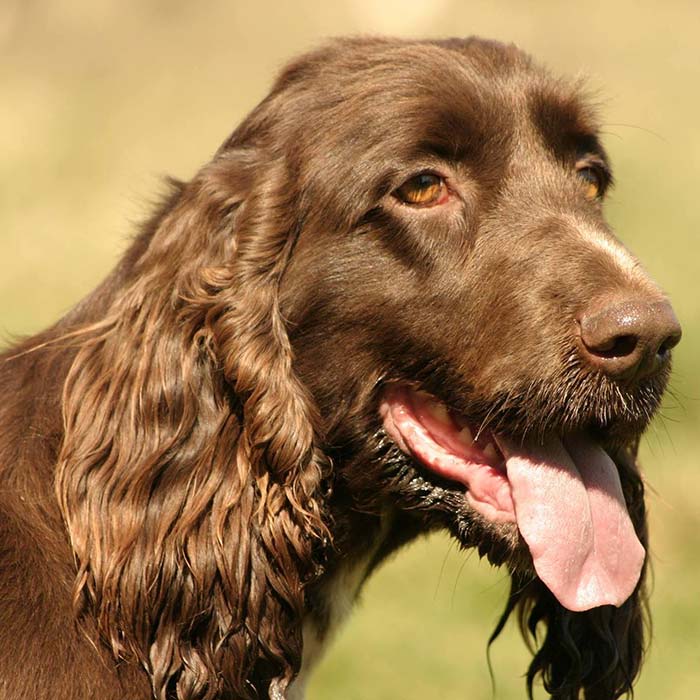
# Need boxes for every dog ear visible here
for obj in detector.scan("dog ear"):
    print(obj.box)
[493,443,648,700]
[56,146,331,699]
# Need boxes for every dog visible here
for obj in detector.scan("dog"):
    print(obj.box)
[0,37,681,700]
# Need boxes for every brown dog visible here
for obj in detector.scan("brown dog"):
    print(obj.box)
[0,37,680,700]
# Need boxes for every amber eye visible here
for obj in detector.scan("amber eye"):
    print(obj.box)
[576,166,604,200]
[394,173,448,206]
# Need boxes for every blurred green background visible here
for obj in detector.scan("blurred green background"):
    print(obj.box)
[1,1,698,698]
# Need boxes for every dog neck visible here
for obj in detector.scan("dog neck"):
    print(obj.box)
[288,508,396,698]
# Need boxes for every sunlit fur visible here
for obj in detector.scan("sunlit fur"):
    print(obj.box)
[51,158,333,698]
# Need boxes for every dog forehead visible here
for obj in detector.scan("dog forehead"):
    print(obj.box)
[232,39,605,230]
[292,39,584,111]
[280,40,596,167]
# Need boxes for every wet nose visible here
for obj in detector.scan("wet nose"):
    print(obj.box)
[578,299,682,381]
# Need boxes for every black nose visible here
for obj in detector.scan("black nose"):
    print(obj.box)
[578,299,682,381]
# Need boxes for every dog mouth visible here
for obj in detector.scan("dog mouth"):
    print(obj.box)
[379,383,645,613]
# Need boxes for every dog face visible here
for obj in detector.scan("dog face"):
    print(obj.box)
[274,38,678,612]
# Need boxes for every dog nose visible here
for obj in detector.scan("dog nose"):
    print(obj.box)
[578,299,681,381]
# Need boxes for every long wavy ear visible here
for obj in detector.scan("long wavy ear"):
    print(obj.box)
[55,147,330,700]
[493,444,648,700]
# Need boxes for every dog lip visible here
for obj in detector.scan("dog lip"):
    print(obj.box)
[379,383,515,522]
[382,384,505,466]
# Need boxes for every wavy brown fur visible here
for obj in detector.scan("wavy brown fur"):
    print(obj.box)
[0,37,670,699]
[53,154,333,698]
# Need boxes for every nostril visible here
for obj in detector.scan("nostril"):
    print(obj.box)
[578,298,681,380]
[586,333,638,359]
[658,329,682,357]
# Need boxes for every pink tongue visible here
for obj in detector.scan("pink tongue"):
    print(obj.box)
[498,434,645,612]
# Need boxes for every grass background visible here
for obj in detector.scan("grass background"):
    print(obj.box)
[1,1,698,697]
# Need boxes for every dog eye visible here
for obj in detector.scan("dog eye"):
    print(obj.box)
[576,166,604,200]
[394,173,448,206]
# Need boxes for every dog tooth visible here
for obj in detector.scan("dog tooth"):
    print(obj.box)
[457,425,474,446]
[483,442,498,461]
[426,399,451,425]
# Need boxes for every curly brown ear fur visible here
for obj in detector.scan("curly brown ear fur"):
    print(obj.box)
[55,148,330,700]
[492,446,649,700]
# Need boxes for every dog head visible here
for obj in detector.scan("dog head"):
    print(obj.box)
[56,37,678,699]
